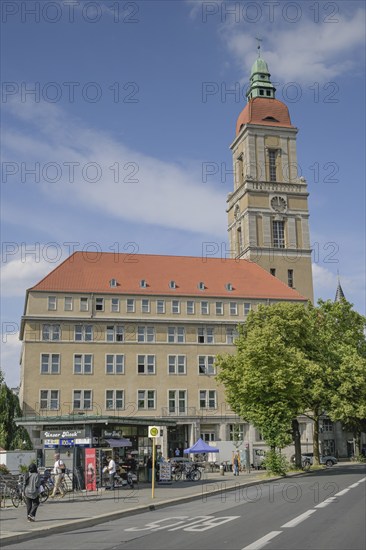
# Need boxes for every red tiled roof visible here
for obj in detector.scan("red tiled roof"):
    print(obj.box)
[236,98,294,135]
[30,252,306,301]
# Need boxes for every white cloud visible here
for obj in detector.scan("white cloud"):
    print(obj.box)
[1,254,58,297]
[220,7,365,83]
[3,101,226,237]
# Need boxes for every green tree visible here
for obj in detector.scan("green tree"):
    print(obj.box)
[0,370,32,450]
[216,300,366,469]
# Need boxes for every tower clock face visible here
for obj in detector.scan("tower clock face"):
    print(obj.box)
[271,196,287,213]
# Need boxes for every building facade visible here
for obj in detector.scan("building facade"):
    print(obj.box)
[19,253,306,464]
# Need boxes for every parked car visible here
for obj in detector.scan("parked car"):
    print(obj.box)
[291,452,337,467]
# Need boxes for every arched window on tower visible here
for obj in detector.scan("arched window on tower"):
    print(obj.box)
[236,226,243,255]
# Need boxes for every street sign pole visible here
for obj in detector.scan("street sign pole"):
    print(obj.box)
[148,426,160,499]
[152,436,156,499]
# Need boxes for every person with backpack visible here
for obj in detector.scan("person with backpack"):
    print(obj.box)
[24,463,41,521]
[51,452,66,498]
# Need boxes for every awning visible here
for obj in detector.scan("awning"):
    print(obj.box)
[105,438,132,448]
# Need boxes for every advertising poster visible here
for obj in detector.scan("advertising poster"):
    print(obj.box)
[85,448,96,491]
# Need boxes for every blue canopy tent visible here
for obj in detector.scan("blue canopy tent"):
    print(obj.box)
[183,438,219,454]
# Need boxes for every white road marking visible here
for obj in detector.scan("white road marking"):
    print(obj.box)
[349,482,360,488]
[335,488,350,496]
[315,497,338,508]
[281,509,316,528]
[242,531,283,550]
[359,477,366,482]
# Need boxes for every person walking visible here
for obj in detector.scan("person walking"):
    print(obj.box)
[51,452,66,498]
[23,463,41,522]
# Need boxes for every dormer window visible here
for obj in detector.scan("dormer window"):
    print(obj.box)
[140,279,147,288]
[109,279,117,288]
[198,282,205,291]
[225,283,233,291]
[169,280,176,289]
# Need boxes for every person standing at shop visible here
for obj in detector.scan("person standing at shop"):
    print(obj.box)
[107,456,116,489]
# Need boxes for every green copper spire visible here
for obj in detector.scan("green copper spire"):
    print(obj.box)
[246,41,276,101]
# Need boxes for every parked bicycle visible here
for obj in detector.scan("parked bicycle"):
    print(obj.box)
[11,474,49,508]
[172,461,202,482]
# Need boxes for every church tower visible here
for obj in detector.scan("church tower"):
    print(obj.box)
[227,51,314,302]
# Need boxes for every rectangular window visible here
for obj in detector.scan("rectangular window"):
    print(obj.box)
[73,389,92,410]
[40,354,60,374]
[198,356,216,375]
[201,301,209,315]
[268,149,277,182]
[137,326,155,343]
[106,389,124,410]
[137,390,156,409]
[127,298,135,312]
[229,424,246,442]
[74,354,93,374]
[48,296,57,311]
[230,302,238,315]
[157,300,165,314]
[106,325,124,342]
[40,390,59,410]
[244,303,251,316]
[105,354,124,374]
[199,390,217,409]
[141,299,150,313]
[168,390,187,414]
[64,297,73,311]
[273,220,285,248]
[80,297,89,312]
[226,326,238,344]
[167,326,185,343]
[197,327,214,344]
[111,298,120,312]
[95,297,104,311]
[215,302,223,315]
[42,324,61,341]
[187,301,195,315]
[288,269,294,288]
[323,419,333,432]
[74,325,93,342]
[172,300,180,314]
[137,355,155,374]
[168,355,186,375]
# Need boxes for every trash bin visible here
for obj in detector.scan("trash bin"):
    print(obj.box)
[220,464,225,476]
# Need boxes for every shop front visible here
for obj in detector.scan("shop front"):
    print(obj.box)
[16,414,175,488]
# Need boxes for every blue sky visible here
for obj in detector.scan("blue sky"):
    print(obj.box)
[1,0,365,387]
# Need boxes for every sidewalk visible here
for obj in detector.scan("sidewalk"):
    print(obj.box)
[1,469,281,545]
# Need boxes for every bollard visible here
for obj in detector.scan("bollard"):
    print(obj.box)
[220,464,224,476]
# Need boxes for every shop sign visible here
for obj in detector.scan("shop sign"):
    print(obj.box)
[60,438,74,446]
[158,461,172,484]
[41,429,85,439]
[75,438,92,446]
[44,439,59,448]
